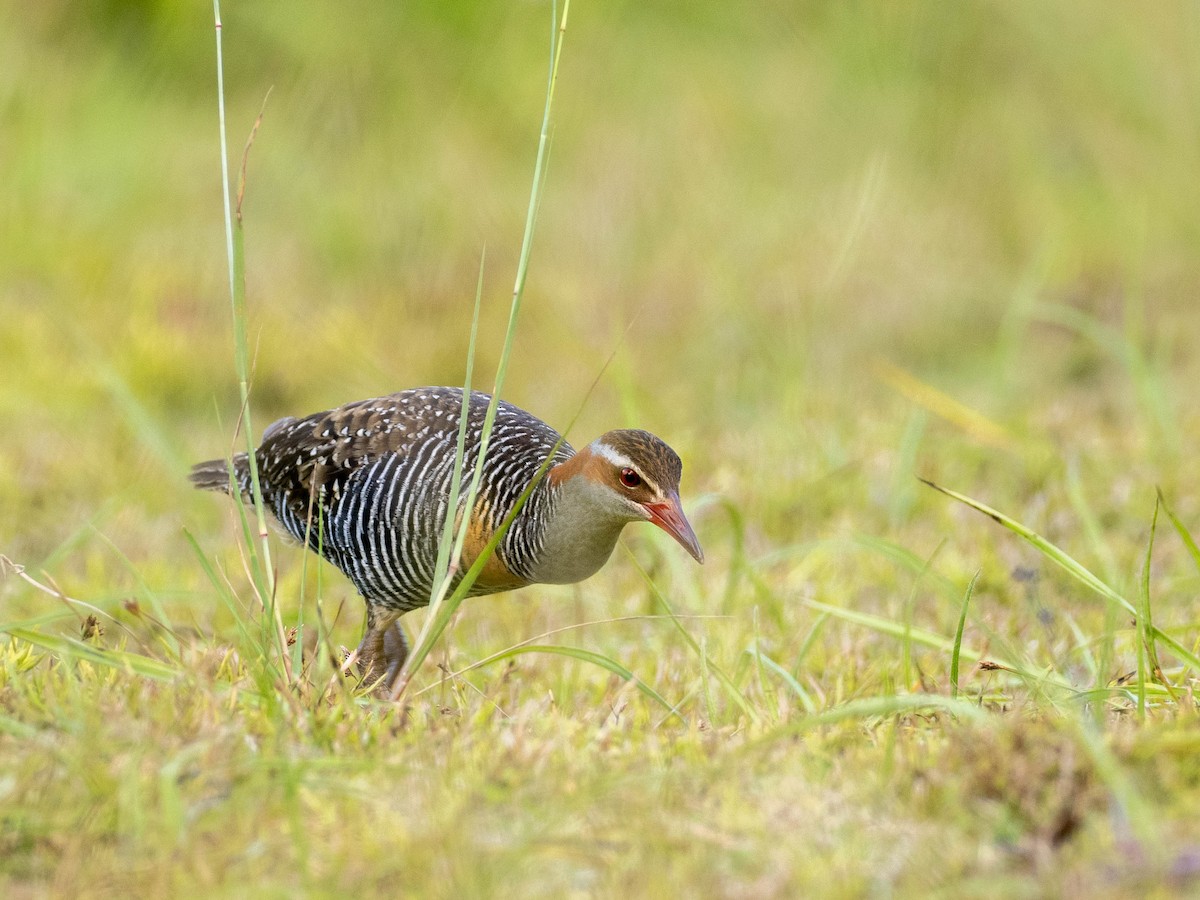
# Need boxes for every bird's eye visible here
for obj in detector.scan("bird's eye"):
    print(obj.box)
[619,467,642,489]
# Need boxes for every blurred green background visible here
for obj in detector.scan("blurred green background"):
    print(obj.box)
[3,0,1199,621]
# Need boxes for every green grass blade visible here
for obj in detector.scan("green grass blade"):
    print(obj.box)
[1134,630,1200,679]
[474,644,679,717]
[182,529,258,654]
[429,251,486,608]
[749,608,770,712]
[950,571,979,700]
[750,647,816,713]
[1137,498,1155,717]
[923,479,1200,676]
[921,478,1134,614]
[392,1,572,697]
[0,713,39,740]
[792,610,829,678]
[213,0,276,617]
[1136,495,1175,702]
[401,252,486,674]
[803,598,965,658]
[396,444,568,691]
[5,628,180,682]
[1159,488,1200,576]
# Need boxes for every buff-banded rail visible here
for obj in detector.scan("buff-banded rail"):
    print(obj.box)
[191,387,704,691]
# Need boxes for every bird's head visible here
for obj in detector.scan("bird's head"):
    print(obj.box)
[550,428,704,564]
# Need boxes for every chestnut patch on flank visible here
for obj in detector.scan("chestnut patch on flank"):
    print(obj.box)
[459,501,529,592]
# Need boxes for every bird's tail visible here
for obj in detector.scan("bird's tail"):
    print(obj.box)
[189,455,251,495]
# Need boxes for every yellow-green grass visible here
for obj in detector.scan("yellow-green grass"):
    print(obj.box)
[5,1,1200,895]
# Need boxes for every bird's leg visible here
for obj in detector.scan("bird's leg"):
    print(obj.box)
[355,606,406,694]
[380,619,409,688]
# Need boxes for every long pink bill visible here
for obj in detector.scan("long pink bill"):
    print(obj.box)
[644,493,704,564]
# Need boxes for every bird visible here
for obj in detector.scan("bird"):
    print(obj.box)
[190,386,704,691]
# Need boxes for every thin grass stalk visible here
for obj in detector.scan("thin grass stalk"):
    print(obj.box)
[1136,495,1173,713]
[391,441,568,698]
[455,0,571,523]
[402,254,488,670]
[1157,488,1200,659]
[792,610,829,678]
[230,487,290,690]
[747,647,816,713]
[391,340,625,700]
[213,5,296,690]
[390,0,571,698]
[212,1,276,610]
[950,570,979,700]
[1159,488,1200,569]
[432,0,570,566]
[290,590,304,684]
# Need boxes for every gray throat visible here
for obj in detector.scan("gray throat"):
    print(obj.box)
[527,475,638,585]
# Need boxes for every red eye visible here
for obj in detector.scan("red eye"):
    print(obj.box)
[620,467,642,489]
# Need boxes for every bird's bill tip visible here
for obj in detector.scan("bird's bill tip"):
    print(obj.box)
[645,495,705,564]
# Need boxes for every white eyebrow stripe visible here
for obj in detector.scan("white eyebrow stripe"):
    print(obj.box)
[590,441,664,496]
[591,442,633,469]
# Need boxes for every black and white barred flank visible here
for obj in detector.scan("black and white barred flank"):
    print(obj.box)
[190,388,574,613]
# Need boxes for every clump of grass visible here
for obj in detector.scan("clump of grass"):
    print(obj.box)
[920,477,1200,692]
